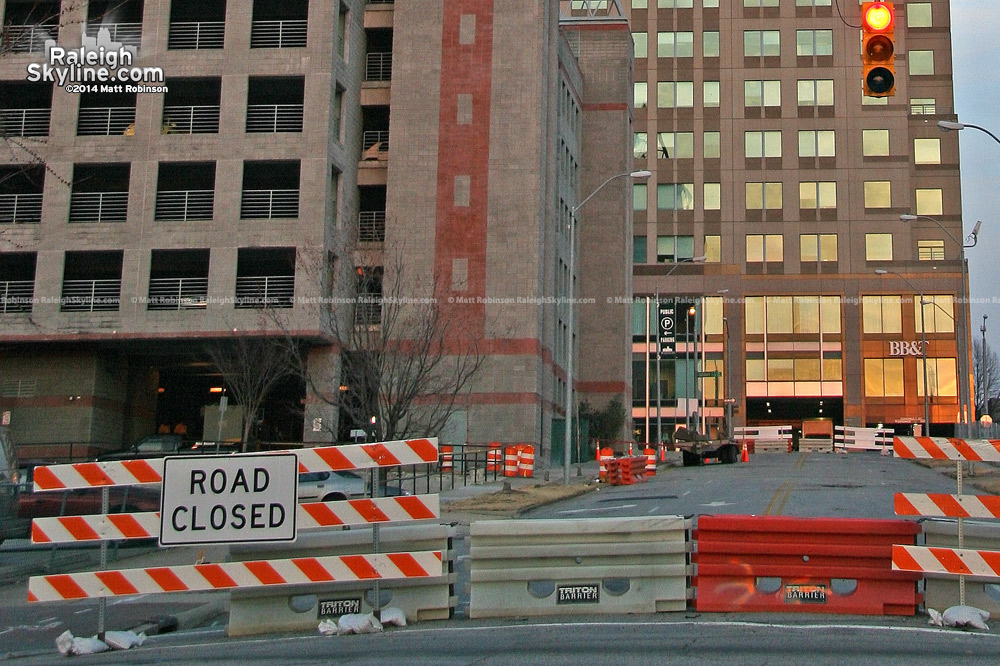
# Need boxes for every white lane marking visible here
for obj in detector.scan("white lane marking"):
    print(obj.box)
[557,504,637,515]
[700,501,735,507]
[647,505,661,514]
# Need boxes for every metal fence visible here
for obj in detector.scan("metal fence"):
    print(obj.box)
[162,105,221,134]
[84,22,142,47]
[372,444,505,496]
[240,189,300,219]
[250,20,307,49]
[77,107,136,136]
[59,279,122,313]
[234,275,295,309]
[147,277,209,311]
[154,190,215,221]
[0,281,34,314]
[0,108,51,137]
[359,211,386,242]
[0,193,43,224]
[245,104,304,133]
[167,21,225,50]
[68,191,128,223]
[365,52,392,81]
[1,24,57,54]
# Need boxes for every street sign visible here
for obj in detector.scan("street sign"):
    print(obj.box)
[159,453,298,546]
[657,300,676,356]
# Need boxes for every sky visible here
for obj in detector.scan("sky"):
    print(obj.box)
[948,0,1000,349]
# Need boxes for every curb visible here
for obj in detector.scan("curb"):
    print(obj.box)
[130,598,227,636]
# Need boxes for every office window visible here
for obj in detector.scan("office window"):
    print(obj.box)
[745,130,782,158]
[746,234,783,262]
[631,0,647,7]
[745,182,782,210]
[796,30,833,56]
[633,183,647,210]
[635,82,647,109]
[865,359,905,397]
[744,0,778,6]
[634,132,648,159]
[703,0,718,6]
[657,81,694,108]
[909,50,935,75]
[704,235,721,263]
[907,3,932,27]
[704,131,721,158]
[915,188,943,216]
[657,183,695,210]
[863,129,890,156]
[659,0,693,6]
[657,132,694,159]
[703,31,720,57]
[917,358,957,397]
[798,130,836,157]
[703,81,720,108]
[633,236,647,264]
[862,295,902,334]
[910,98,936,115]
[658,31,694,57]
[916,295,955,333]
[797,79,834,106]
[800,234,837,262]
[865,233,893,260]
[864,181,891,208]
[799,181,837,209]
[633,32,648,58]
[657,235,695,262]
[744,80,781,108]
[744,30,780,57]
[918,239,945,261]
[796,0,832,5]
[914,138,941,165]
[703,182,721,210]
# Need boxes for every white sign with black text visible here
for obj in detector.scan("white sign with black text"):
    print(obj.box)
[159,454,298,546]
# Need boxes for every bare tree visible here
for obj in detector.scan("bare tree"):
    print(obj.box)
[204,335,295,451]
[972,339,1000,418]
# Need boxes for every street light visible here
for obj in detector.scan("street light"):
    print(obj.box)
[982,315,989,420]
[900,213,982,428]
[938,120,1000,147]
[564,169,651,484]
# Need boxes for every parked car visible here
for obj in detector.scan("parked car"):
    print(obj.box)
[17,482,161,520]
[98,435,239,461]
[297,471,367,502]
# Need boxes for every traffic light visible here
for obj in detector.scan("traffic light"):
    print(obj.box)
[862,2,896,97]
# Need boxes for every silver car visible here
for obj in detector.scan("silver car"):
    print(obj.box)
[297,470,367,502]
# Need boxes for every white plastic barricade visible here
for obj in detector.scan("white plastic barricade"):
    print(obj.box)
[834,426,893,454]
[733,426,792,453]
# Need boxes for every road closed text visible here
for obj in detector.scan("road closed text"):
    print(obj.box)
[160,454,298,546]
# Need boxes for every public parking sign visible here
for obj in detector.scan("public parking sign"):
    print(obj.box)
[160,454,298,546]
[657,300,676,356]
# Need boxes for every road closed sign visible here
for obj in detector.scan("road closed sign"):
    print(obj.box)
[160,454,298,546]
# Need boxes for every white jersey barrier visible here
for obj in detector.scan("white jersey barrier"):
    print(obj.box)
[834,426,893,454]
[733,426,792,453]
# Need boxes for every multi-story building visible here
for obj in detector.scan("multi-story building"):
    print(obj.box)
[0,0,634,460]
[626,0,971,442]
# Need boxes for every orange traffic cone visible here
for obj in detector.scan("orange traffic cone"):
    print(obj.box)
[740,442,749,463]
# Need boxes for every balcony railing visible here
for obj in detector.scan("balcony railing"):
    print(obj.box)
[234,275,294,309]
[0,108,51,137]
[85,22,142,47]
[245,104,304,133]
[250,20,307,48]
[77,107,137,136]
[1,24,57,54]
[68,191,128,223]
[240,189,300,219]
[354,300,382,325]
[60,279,121,312]
[363,130,390,151]
[0,193,43,224]
[0,281,34,314]
[154,190,215,221]
[167,21,225,49]
[365,52,392,81]
[147,277,209,310]
[358,211,386,242]
[162,105,221,134]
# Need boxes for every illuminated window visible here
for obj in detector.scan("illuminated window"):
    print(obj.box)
[704,235,721,262]
[746,234,783,262]
[657,132,694,159]
[862,295,902,334]
[744,30,780,57]
[796,29,833,56]
[745,130,782,158]
[910,50,935,75]
[915,295,954,333]
[703,182,721,210]
[657,81,694,108]
[798,130,836,157]
[703,81,720,108]
[658,31,694,57]
[797,79,834,106]
[863,129,890,156]
[745,80,781,108]
[914,138,941,164]
[800,234,837,262]
[865,233,893,261]
[917,358,957,397]
[865,358,905,397]
[915,188,943,216]
[864,181,891,208]
[799,181,837,209]
[918,239,945,261]
[746,182,782,210]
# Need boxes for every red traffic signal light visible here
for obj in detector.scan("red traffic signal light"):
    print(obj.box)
[861,2,896,97]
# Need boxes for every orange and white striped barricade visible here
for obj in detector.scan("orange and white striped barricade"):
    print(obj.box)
[440,445,454,472]
[516,445,534,478]
[644,447,656,476]
[598,447,614,482]
[486,443,502,472]
[503,446,519,477]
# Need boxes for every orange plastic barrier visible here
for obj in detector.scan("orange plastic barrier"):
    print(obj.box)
[693,515,922,615]
[487,443,502,472]
[440,445,453,471]
[644,447,656,476]
[516,445,534,478]
[503,446,519,477]
[598,447,613,481]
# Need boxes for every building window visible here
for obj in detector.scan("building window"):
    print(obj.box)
[241,160,300,219]
[796,0,832,5]
[703,81,720,108]
[914,138,941,165]
[745,80,781,108]
[635,82,647,109]
[235,247,296,309]
[745,182,782,210]
[657,235,695,263]
[703,183,721,210]
[744,30,780,57]
[909,50,935,75]
[69,163,130,223]
[746,234,783,262]
[250,0,308,49]
[918,239,945,261]
[634,132,648,159]
[799,181,837,209]
[657,183,695,210]
[916,295,955,333]
[744,0,779,6]
[0,252,36,314]
[633,32,648,58]
[745,295,841,335]
[797,79,834,106]
[917,358,957,397]
[910,98,936,115]
[862,129,890,156]
[657,132,694,159]
[61,250,123,313]
[631,0,647,7]
[657,81,694,108]
[704,131,721,158]
[703,31,720,57]
[864,181,892,208]
[704,235,721,263]
[915,188,943,216]
[658,0,693,6]
[633,183,647,210]
[862,295,902,334]
[798,130,836,157]
[800,234,837,262]
[796,30,833,56]
[745,130,782,158]
[865,233,893,261]
[658,31,694,57]
[907,2,932,27]
[864,358,905,397]
[633,236,647,264]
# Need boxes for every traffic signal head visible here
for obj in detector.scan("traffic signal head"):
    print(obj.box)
[861,2,896,97]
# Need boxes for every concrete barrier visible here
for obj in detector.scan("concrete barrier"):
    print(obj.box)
[921,519,1000,615]
[227,523,456,636]
[468,516,691,618]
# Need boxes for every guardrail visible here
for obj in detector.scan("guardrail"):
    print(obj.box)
[68,192,128,223]
[0,108,51,137]
[167,21,225,50]
[85,23,142,47]
[154,190,215,221]
[358,211,386,242]
[162,105,221,134]
[59,279,121,313]
[365,52,392,81]
[147,277,209,310]
[1,24,57,54]
[240,189,299,219]
[0,281,34,314]
[0,193,43,224]
[245,104,304,133]
[234,275,295,309]
[250,20,307,49]
[77,107,136,136]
